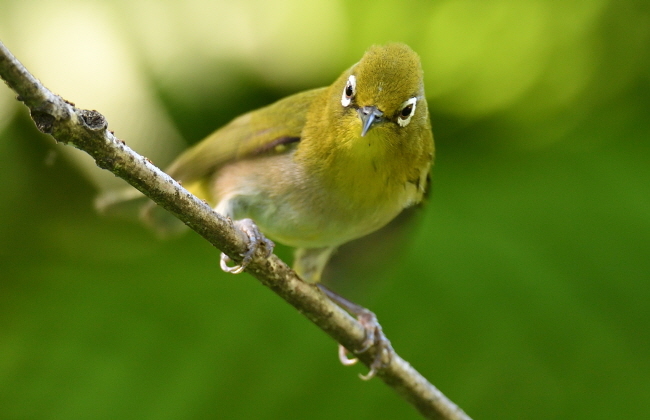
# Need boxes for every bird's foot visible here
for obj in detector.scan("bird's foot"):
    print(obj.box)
[339,308,393,380]
[220,218,274,274]
[317,284,392,380]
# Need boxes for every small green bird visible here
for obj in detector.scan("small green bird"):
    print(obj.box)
[149,43,434,377]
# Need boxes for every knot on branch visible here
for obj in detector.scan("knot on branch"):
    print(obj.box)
[30,109,55,133]
[79,109,107,131]
[29,98,71,135]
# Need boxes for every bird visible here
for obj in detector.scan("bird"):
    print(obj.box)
[143,43,434,378]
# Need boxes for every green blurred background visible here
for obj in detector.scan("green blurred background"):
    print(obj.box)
[1,0,649,419]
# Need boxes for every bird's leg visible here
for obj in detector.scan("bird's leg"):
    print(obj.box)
[220,218,274,274]
[317,284,393,380]
[293,246,337,284]
[294,247,392,379]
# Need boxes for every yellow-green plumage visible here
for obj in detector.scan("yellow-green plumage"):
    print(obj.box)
[162,43,434,282]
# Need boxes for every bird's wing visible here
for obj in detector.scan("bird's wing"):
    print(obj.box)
[165,87,325,191]
[129,87,324,234]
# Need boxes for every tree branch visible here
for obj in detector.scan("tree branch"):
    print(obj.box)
[0,39,471,420]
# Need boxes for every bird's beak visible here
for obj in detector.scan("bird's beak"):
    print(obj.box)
[358,106,384,137]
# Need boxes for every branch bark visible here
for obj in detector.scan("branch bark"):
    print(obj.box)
[0,40,471,420]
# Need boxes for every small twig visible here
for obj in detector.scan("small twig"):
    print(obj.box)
[0,39,471,420]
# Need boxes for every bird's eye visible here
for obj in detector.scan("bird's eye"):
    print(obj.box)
[397,97,417,127]
[341,75,356,107]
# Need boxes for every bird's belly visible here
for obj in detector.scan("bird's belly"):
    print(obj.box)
[220,184,411,249]
[212,155,420,249]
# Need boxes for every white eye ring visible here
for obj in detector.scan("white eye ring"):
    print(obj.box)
[397,97,417,127]
[341,75,356,107]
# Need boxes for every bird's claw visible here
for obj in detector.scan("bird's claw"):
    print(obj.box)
[336,310,393,380]
[317,284,392,380]
[354,309,393,380]
[338,344,359,366]
[220,218,274,274]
